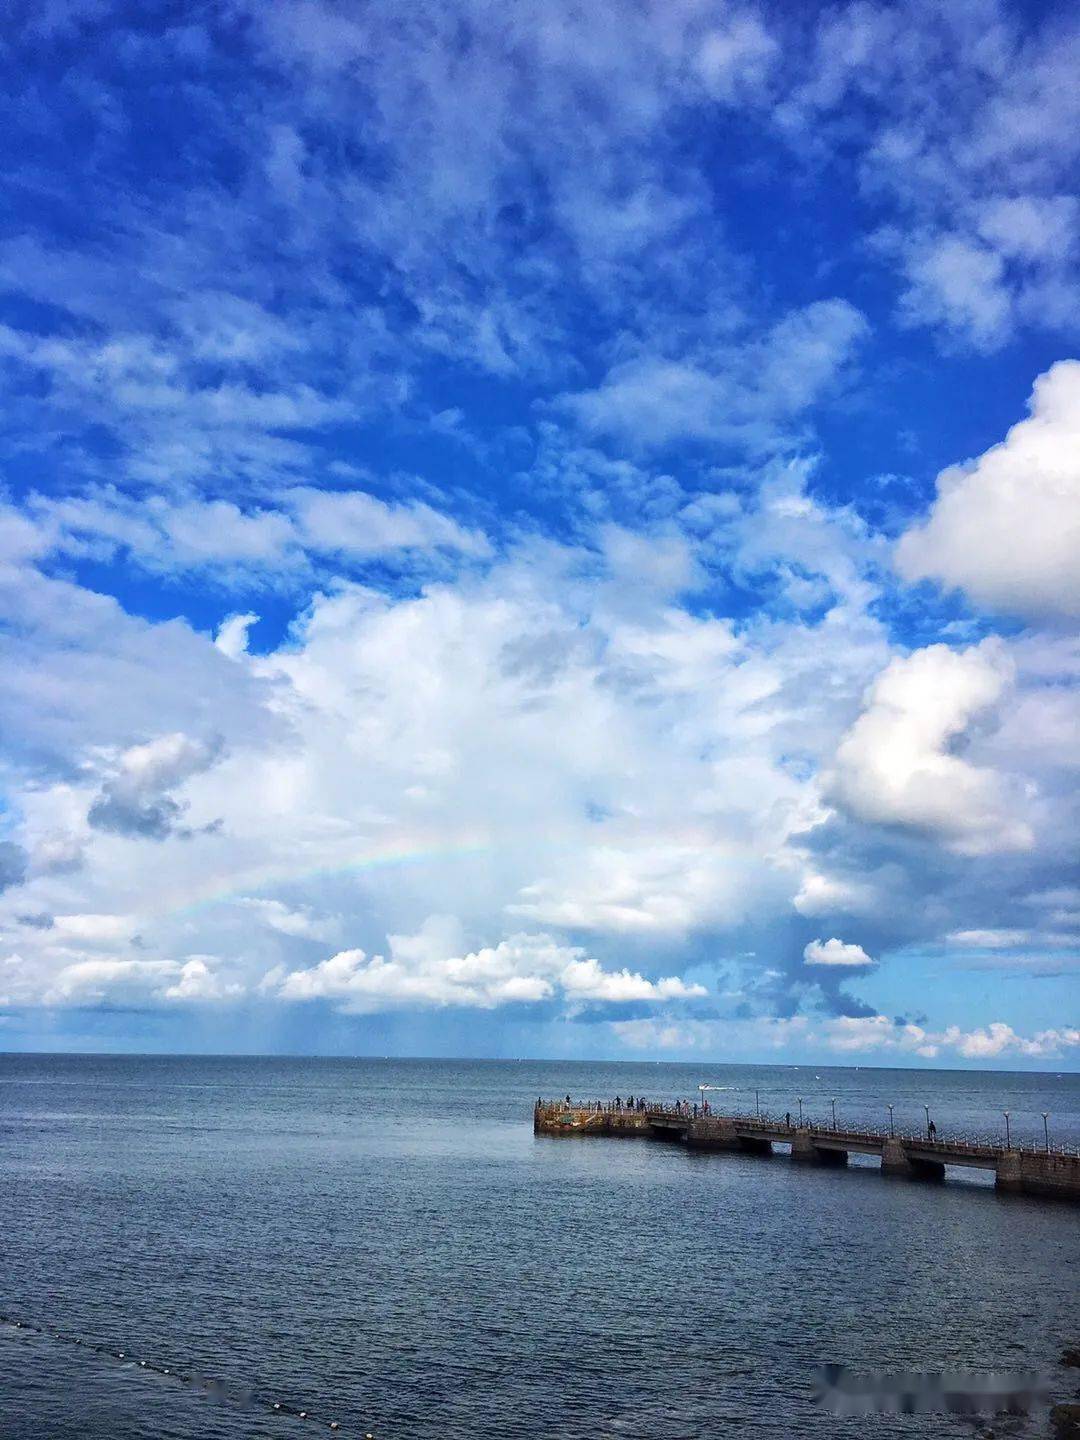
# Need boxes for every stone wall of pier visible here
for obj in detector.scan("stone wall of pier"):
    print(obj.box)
[534,1105,651,1137]
[996,1150,1080,1199]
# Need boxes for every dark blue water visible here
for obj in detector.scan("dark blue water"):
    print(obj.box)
[1,1055,1077,1439]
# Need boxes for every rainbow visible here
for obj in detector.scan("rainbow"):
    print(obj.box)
[156,819,739,922]
[165,832,492,921]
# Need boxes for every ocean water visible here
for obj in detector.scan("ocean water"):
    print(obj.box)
[0,1055,1077,1440]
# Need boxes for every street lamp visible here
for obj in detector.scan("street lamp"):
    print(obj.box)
[1042,1112,1050,1152]
[797,1096,803,1127]
[924,1104,931,1139]
[887,1104,894,1138]
[831,1097,837,1129]
[755,1088,760,1119]
[1003,1110,1011,1149]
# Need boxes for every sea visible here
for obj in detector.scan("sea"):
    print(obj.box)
[0,1054,1077,1439]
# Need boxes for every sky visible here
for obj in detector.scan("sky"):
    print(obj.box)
[0,0,1078,1067]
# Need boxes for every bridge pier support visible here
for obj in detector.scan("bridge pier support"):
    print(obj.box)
[686,1117,741,1151]
[881,1138,912,1177]
[790,1131,847,1165]
[881,1140,945,1180]
[790,1130,817,1162]
[995,1150,1023,1193]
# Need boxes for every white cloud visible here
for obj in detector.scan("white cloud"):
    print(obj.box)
[52,913,137,944]
[44,958,178,1004]
[612,1013,1080,1063]
[792,872,875,917]
[777,8,1080,350]
[896,360,1080,620]
[235,897,339,943]
[286,488,490,559]
[938,1021,1080,1061]
[560,956,705,1002]
[694,16,778,103]
[164,957,244,1002]
[946,928,1028,948]
[37,953,241,1005]
[508,845,770,935]
[25,486,491,581]
[556,300,867,451]
[0,467,1075,1045]
[828,640,1033,854]
[274,925,705,1014]
[894,233,1010,350]
[215,612,259,660]
[803,937,874,967]
[975,196,1079,264]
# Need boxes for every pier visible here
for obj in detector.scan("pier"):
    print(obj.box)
[534,1100,1080,1201]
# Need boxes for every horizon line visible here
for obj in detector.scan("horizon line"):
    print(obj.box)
[0,1049,1076,1077]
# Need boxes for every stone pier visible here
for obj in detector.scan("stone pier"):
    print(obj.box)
[534,1101,1080,1203]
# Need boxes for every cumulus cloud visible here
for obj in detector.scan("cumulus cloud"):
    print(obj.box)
[274,926,706,1014]
[1,484,1074,1046]
[163,957,244,1002]
[803,937,875,967]
[896,361,1080,620]
[938,1021,1080,1061]
[792,873,875,917]
[43,958,178,1004]
[827,640,1033,854]
[52,913,137,944]
[87,732,224,840]
[215,612,259,660]
[39,953,241,1005]
[508,845,768,935]
[0,0,1077,1063]
[612,1013,1080,1063]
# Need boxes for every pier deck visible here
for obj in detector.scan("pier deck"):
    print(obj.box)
[534,1101,1080,1201]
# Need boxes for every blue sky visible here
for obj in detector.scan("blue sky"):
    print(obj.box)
[0,0,1077,1065]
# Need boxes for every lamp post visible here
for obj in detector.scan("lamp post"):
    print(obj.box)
[1042,1112,1050,1152]
[887,1104,894,1138]
[755,1088,760,1119]
[1003,1111,1011,1149]
[924,1104,931,1139]
[831,1097,837,1129]
[797,1096,803,1127]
